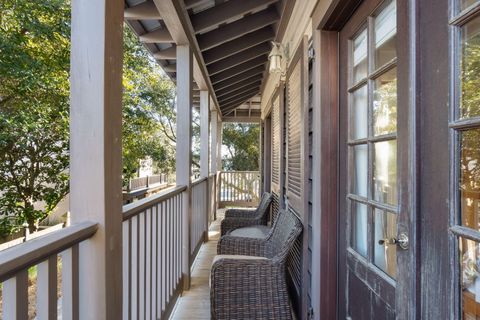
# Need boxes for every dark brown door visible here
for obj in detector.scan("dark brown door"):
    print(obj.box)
[418,0,480,318]
[338,0,415,318]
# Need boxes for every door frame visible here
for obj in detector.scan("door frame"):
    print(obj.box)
[311,0,419,318]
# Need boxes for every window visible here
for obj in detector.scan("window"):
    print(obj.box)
[450,1,480,318]
[347,0,398,279]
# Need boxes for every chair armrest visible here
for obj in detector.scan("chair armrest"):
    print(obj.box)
[211,258,289,320]
[225,208,257,218]
[220,217,265,236]
[217,235,268,256]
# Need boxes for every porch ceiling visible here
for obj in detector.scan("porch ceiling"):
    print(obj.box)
[124,0,294,116]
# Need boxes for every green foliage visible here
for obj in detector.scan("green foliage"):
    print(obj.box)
[0,0,70,235]
[222,123,260,171]
[122,28,177,185]
[0,1,179,236]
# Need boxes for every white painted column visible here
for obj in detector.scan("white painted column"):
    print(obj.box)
[176,45,193,289]
[200,91,209,178]
[216,120,223,171]
[210,110,218,174]
[70,0,123,319]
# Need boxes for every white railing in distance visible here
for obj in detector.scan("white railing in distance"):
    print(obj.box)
[0,222,98,320]
[218,171,261,208]
[122,185,186,320]
[190,177,209,264]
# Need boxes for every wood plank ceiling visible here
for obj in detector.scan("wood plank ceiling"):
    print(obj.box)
[124,0,294,115]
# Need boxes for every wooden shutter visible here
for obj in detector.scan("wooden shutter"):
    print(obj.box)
[271,94,281,192]
[286,38,308,212]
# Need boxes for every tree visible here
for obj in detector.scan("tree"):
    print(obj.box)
[122,28,178,185]
[222,123,260,171]
[0,0,70,235]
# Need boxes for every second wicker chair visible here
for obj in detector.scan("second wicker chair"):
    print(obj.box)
[220,192,273,235]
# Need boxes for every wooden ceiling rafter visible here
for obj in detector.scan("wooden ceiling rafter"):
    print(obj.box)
[197,7,280,51]
[216,80,262,99]
[215,75,264,97]
[190,0,278,34]
[207,42,271,75]
[217,82,262,101]
[213,65,266,91]
[210,55,267,84]
[219,88,260,107]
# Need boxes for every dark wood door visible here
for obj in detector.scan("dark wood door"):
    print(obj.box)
[338,0,416,318]
[418,0,480,318]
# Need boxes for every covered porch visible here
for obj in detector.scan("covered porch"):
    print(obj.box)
[0,0,320,319]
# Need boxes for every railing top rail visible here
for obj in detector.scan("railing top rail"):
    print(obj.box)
[191,176,208,187]
[123,185,187,221]
[219,171,260,174]
[0,221,98,282]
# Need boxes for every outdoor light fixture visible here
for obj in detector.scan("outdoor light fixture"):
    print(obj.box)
[268,41,289,79]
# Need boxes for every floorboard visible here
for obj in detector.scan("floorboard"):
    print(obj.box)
[170,210,224,320]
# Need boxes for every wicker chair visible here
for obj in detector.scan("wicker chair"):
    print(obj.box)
[211,209,303,320]
[220,192,272,236]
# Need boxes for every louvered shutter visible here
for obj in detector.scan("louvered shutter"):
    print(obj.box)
[271,95,281,192]
[286,45,306,212]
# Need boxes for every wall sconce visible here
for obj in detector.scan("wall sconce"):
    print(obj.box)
[268,42,289,79]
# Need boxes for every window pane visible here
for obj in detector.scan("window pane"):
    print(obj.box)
[374,209,397,278]
[353,29,368,84]
[352,201,368,257]
[460,237,480,319]
[374,0,397,68]
[351,85,368,140]
[460,129,480,231]
[373,68,397,136]
[374,140,397,205]
[461,16,480,119]
[353,144,368,197]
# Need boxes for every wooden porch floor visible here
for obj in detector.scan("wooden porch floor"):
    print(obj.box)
[170,210,224,319]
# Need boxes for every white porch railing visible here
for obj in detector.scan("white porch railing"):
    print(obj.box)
[0,222,98,319]
[122,185,186,320]
[190,177,209,263]
[218,171,261,208]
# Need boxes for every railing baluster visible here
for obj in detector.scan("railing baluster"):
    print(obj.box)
[3,270,28,320]
[152,205,157,320]
[62,244,79,320]
[37,255,58,320]
[145,209,151,320]
[122,221,129,320]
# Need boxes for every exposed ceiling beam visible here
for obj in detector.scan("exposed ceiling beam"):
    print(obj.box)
[213,65,265,91]
[152,0,222,116]
[139,28,173,43]
[125,1,162,20]
[220,88,259,106]
[197,8,279,51]
[184,0,211,10]
[210,56,267,84]
[207,42,271,75]
[153,46,176,59]
[215,75,263,97]
[163,64,176,72]
[190,0,278,34]
[217,82,262,101]
[203,27,274,65]
[221,96,257,113]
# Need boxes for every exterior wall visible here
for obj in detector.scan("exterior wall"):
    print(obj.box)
[260,0,318,119]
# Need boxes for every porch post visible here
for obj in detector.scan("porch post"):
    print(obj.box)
[176,45,193,289]
[216,120,223,171]
[69,0,123,319]
[200,91,210,178]
[210,110,218,174]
